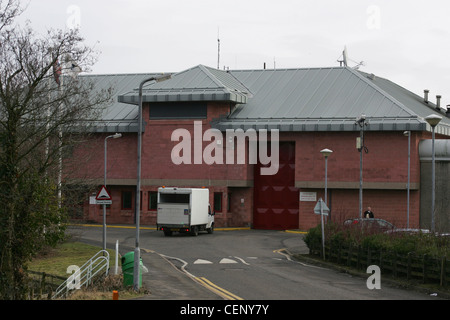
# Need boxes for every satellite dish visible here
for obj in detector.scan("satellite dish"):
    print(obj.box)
[343,46,348,67]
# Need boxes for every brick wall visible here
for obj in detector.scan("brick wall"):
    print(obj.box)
[72,105,440,231]
[293,131,423,230]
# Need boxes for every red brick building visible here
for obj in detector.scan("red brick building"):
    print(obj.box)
[69,65,450,231]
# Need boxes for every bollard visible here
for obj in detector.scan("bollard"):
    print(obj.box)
[112,290,119,300]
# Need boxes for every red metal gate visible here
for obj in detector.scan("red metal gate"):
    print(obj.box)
[253,142,299,230]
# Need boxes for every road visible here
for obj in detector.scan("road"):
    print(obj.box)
[70,225,445,301]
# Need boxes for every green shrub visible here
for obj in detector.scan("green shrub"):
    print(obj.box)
[304,222,449,258]
[303,224,322,251]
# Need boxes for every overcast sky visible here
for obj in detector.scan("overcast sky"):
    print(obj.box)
[17,0,450,106]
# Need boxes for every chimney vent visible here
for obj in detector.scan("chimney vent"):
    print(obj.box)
[436,95,441,110]
[446,105,450,117]
[424,90,429,103]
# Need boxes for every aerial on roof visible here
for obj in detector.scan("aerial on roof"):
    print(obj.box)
[93,64,450,135]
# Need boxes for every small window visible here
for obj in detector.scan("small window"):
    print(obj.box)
[148,191,157,210]
[149,102,207,119]
[122,191,133,210]
[214,192,222,212]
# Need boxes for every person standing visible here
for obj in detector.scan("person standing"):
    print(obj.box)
[364,207,374,218]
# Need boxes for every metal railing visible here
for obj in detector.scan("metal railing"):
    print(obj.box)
[52,250,110,300]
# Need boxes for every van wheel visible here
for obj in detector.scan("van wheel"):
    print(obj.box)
[207,224,214,234]
[191,226,199,236]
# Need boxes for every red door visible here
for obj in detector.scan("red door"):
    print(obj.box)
[253,142,298,230]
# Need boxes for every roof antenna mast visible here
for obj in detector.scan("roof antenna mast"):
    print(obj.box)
[217,27,221,69]
[338,46,348,67]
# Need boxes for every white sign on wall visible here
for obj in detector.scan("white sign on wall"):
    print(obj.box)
[300,192,317,202]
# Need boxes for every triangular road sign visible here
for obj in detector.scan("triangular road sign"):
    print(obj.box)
[314,198,329,216]
[96,186,112,200]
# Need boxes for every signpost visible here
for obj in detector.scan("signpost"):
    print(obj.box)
[96,185,112,251]
[314,198,329,259]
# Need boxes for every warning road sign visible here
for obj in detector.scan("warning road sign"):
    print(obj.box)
[96,186,112,205]
[314,198,329,216]
[96,186,112,201]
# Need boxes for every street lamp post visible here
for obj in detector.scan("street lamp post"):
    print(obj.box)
[134,74,171,291]
[103,133,122,251]
[355,115,367,219]
[320,148,333,207]
[403,131,410,229]
[425,114,442,233]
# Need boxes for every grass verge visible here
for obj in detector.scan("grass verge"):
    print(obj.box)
[27,241,148,300]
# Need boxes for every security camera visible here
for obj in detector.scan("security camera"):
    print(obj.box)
[355,114,366,125]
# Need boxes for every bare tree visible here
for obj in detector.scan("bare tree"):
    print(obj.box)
[0,0,112,299]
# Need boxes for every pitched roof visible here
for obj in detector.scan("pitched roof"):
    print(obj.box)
[118,65,251,104]
[212,66,450,135]
[90,65,450,135]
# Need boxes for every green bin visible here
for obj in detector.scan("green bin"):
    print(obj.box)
[121,251,143,287]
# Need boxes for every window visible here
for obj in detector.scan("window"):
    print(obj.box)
[148,191,157,211]
[149,102,207,119]
[159,193,190,204]
[214,192,222,212]
[122,191,133,210]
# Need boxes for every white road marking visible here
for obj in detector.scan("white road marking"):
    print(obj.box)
[194,259,213,264]
[219,258,238,264]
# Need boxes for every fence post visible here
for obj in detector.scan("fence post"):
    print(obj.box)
[347,243,352,267]
[407,252,411,280]
[423,254,427,284]
[379,249,383,270]
[40,272,46,297]
[357,245,361,270]
[441,256,446,287]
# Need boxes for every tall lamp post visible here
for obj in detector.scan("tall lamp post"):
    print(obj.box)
[134,74,171,291]
[320,148,333,207]
[355,114,367,219]
[425,114,442,233]
[403,131,410,229]
[103,133,122,251]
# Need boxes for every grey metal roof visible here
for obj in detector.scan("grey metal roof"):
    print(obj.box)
[87,65,450,135]
[357,70,450,135]
[212,66,450,135]
[118,65,251,104]
[80,73,165,132]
